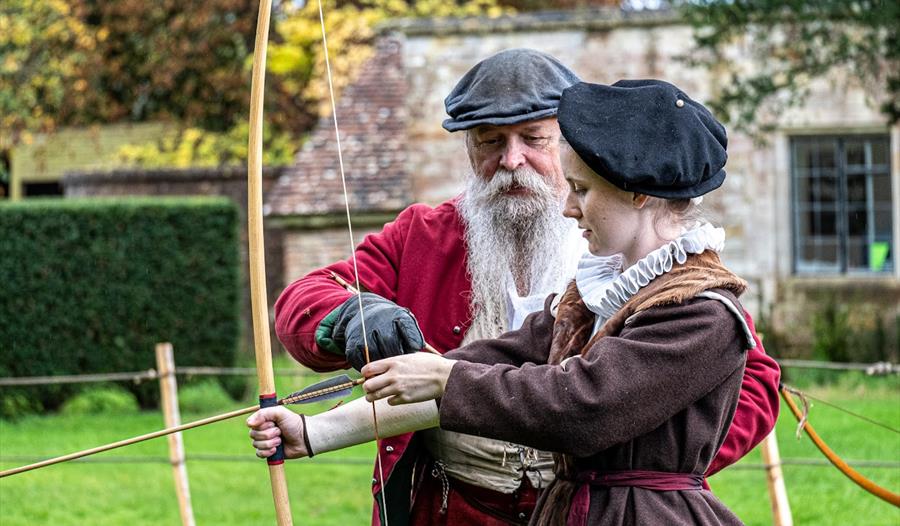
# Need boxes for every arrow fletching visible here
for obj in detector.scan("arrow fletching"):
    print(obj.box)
[279,374,362,405]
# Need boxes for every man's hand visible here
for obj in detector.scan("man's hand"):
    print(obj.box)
[332,293,425,371]
[247,406,310,460]
[361,353,457,405]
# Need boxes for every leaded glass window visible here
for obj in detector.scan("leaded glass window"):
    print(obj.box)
[791,135,893,274]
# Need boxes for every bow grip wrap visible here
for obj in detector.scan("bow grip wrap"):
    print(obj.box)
[259,393,285,464]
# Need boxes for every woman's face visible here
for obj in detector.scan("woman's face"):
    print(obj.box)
[561,146,643,257]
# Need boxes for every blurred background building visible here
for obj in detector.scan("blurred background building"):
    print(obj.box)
[5,4,897,359]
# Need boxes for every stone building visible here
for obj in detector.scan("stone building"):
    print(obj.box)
[267,8,899,358]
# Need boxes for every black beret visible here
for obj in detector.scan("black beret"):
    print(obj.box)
[558,79,728,199]
[443,49,581,132]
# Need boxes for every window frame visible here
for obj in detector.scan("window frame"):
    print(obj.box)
[790,134,893,275]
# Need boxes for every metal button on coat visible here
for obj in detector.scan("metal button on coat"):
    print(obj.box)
[385,445,394,452]
[452,325,461,334]
[676,99,685,108]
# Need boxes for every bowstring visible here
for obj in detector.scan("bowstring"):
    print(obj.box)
[316,1,389,522]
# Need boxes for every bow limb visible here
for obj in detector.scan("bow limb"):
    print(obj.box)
[248,0,294,524]
[780,386,900,507]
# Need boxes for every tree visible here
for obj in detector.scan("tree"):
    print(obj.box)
[679,0,899,135]
[119,0,515,167]
[0,0,96,149]
[3,1,626,168]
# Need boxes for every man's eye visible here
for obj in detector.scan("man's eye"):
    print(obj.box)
[525,136,548,143]
[479,138,500,146]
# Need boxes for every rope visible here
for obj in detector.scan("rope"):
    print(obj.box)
[0,371,158,386]
[0,368,336,386]
[794,389,900,435]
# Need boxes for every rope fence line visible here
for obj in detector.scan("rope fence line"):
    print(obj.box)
[778,360,899,375]
[0,367,336,386]
[1,359,896,387]
[1,454,896,469]
[0,370,159,386]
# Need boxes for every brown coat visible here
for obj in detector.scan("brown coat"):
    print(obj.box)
[440,252,751,525]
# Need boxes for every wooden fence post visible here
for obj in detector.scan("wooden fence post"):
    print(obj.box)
[761,428,793,526]
[156,342,197,526]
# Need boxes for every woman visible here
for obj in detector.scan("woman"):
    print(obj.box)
[249,79,755,525]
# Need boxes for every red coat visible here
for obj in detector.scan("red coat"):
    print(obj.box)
[274,197,781,524]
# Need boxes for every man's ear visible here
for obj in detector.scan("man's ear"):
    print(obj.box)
[632,193,650,209]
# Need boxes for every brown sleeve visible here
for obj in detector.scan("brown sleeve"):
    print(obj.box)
[439,296,747,457]
[441,294,556,367]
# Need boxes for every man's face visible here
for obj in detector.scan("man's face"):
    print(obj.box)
[465,117,566,197]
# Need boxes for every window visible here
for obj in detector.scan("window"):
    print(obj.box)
[791,135,893,274]
[23,181,62,197]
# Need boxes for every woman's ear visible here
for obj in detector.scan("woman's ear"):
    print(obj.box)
[632,193,650,209]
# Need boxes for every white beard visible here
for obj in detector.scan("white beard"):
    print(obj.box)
[457,167,573,342]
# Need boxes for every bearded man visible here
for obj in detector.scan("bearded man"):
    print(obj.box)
[273,49,780,526]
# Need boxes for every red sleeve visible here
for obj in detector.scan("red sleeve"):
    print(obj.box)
[706,309,781,476]
[273,206,417,371]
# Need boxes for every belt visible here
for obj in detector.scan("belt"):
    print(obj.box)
[568,470,704,526]
[576,469,704,491]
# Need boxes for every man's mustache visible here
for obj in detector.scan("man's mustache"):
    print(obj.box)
[483,169,553,197]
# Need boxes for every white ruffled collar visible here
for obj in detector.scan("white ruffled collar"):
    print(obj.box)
[576,223,726,324]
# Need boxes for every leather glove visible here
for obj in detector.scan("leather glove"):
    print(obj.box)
[327,293,425,371]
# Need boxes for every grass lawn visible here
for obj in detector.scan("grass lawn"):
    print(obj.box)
[1,369,898,525]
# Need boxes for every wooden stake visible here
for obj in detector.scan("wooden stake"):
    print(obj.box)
[156,343,197,526]
[760,429,793,526]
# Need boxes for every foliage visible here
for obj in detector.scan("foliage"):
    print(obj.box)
[0,392,40,421]
[810,299,894,364]
[116,123,298,168]
[0,198,241,416]
[678,0,900,136]
[63,0,259,131]
[0,0,96,149]
[177,380,236,413]
[119,0,515,168]
[60,386,139,415]
[3,0,623,167]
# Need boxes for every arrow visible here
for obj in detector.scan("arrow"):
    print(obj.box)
[0,374,363,479]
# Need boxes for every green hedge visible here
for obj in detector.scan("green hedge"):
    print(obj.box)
[0,197,241,415]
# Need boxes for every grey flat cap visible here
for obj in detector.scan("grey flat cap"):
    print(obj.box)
[442,49,581,132]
